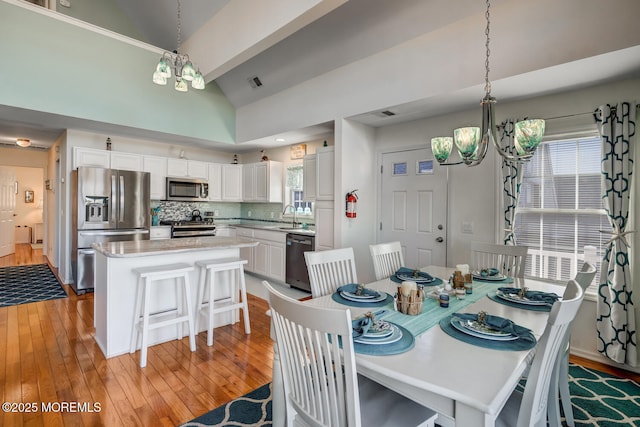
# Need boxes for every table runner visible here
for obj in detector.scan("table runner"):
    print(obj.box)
[376,280,501,337]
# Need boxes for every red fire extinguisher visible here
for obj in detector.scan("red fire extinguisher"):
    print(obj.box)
[346,190,358,218]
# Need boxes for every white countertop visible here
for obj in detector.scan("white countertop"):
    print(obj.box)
[93,236,258,258]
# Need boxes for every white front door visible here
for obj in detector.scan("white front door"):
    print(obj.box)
[379,148,448,268]
[0,166,17,258]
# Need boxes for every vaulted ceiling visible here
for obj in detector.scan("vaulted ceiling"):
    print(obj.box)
[2,0,640,152]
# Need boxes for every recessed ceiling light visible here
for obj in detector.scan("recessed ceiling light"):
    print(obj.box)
[16,138,31,147]
[275,138,286,142]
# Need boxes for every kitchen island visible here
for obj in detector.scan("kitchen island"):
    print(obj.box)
[93,236,258,358]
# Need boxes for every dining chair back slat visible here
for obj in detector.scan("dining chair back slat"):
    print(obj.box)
[265,281,438,427]
[496,279,585,427]
[547,262,597,427]
[370,241,404,280]
[305,248,358,298]
[470,242,529,278]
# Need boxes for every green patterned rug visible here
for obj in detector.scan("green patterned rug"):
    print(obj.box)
[179,365,639,426]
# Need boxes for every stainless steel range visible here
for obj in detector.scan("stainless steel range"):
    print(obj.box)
[161,219,217,238]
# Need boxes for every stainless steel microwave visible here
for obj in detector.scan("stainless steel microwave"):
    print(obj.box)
[166,177,209,201]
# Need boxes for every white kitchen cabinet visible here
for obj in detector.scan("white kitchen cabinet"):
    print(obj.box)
[316,146,335,201]
[236,228,285,282]
[314,201,334,250]
[187,160,208,179]
[208,163,222,201]
[166,159,208,179]
[142,155,168,200]
[303,154,317,201]
[110,152,143,171]
[149,226,171,240]
[222,164,243,201]
[242,161,283,202]
[73,147,110,169]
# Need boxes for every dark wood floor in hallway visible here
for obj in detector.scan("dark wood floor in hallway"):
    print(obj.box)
[1,243,638,426]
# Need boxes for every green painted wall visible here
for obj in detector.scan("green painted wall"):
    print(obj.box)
[0,1,236,145]
[54,0,147,43]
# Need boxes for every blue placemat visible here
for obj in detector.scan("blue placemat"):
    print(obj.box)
[473,276,514,284]
[439,315,536,351]
[332,291,395,308]
[488,292,552,312]
[349,323,415,356]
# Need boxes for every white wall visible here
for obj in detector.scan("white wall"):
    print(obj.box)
[335,119,378,283]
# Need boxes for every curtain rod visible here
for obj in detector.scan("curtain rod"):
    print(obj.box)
[544,103,640,122]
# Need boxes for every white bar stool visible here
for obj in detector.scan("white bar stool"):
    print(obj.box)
[195,257,250,346]
[129,263,196,368]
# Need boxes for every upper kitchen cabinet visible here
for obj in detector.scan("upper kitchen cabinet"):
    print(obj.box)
[207,163,222,201]
[143,155,168,200]
[166,159,208,179]
[302,154,317,201]
[73,147,110,169]
[110,152,143,171]
[222,164,243,201]
[316,146,334,200]
[242,161,283,203]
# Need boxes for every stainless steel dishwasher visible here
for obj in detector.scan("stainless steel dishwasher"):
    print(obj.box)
[285,233,315,292]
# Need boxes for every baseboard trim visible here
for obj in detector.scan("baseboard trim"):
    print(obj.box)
[571,347,640,374]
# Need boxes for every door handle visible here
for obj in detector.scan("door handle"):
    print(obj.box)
[119,176,125,222]
[436,237,444,243]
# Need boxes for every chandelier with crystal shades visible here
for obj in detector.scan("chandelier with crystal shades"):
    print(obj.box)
[152,0,205,92]
[430,0,545,166]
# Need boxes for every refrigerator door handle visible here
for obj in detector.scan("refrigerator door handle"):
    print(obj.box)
[111,174,117,223]
[119,175,125,222]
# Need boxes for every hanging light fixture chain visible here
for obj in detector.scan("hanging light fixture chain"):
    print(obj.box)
[484,0,491,96]
[176,0,182,51]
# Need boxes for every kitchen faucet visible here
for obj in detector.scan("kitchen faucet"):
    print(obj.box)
[282,204,299,228]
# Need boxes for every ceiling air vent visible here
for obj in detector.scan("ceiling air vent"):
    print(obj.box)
[248,76,263,89]
[374,110,396,118]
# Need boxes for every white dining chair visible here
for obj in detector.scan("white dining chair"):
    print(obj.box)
[547,262,597,427]
[369,241,404,280]
[264,281,438,427]
[304,247,358,298]
[495,278,585,427]
[470,241,529,278]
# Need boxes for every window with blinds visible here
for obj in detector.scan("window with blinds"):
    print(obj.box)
[514,135,606,290]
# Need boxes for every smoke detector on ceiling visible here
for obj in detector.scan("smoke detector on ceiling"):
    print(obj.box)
[248,76,263,89]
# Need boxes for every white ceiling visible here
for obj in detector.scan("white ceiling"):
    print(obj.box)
[2,0,640,152]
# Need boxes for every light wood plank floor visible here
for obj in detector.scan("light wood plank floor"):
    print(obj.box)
[1,245,274,426]
[1,244,638,426]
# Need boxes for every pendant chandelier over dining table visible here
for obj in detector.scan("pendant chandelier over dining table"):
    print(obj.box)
[152,0,205,92]
[431,0,545,166]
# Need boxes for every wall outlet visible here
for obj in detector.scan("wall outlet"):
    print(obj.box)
[59,0,71,7]
[248,211,252,217]
[461,221,474,234]
[270,212,275,218]
[214,210,219,217]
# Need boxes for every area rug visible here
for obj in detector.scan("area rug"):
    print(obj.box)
[0,264,67,307]
[180,365,639,427]
[180,383,271,427]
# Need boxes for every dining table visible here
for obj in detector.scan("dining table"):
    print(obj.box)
[270,265,566,427]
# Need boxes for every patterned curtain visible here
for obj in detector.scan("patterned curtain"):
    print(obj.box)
[500,119,524,245]
[594,102,637,366]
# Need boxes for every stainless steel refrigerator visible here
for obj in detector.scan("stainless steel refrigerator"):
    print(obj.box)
[71,166,150,294]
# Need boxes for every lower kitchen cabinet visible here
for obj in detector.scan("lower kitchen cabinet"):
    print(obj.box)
[236,227,285,283]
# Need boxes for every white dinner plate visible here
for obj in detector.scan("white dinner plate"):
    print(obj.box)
[361,325,394,339]
[496,290,550,306]
[450,318,518,341]
[354,324,402,345]
[340,291,386,303]
[395,273,435,283]
[472,271,507,281]
[341,290,379,300]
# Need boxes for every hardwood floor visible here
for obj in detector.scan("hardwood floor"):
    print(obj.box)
[1,244,638,426]
[1,245,274,426]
